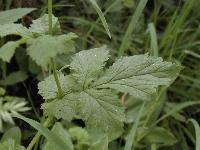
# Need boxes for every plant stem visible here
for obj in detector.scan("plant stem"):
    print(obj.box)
[26,118,51,150]
[51,58,63,98]
[48,0,63,99]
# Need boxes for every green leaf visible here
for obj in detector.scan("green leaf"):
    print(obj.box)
[89,0,111,38]
[0,138,25,150]
[12,114,71,150]
[41,98,75,121]
[0,41,20,62]
[1,127,22,145]
[140,127,177,147]
[0,23,33,38]
[70,46,109,88]
[38,73,77,100]
[0,8,36,25]
[69,89,125,131]
[0,71,28,86]
[92,54,183,101]
[43,122,74,150]
[88,135,108,150]
[27,33,76,69]
[29,14,61,37]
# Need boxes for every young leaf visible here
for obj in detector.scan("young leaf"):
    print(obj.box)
[0,8,36,25]
[70,46,109,88]
[0,23,33,38]
[0,41,20,62]
[29,14,61,37]
[26,33,76,69]
[38,73,77,100]
[69,89,125,131]
[92,54,183,100]
[0,138,25,150]
[89,0,111,38]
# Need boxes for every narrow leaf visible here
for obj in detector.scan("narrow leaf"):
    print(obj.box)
[0,23,33,38]
[93,54,183,101]
[187,119,200,150]
[0,8,36,25]
[69,89,125,131]
[27,33,76,69]
[70,46,109,87]
[12,114,71,150]
[29,14,61,37]
[124,101,145,150]
[89,0,111,38]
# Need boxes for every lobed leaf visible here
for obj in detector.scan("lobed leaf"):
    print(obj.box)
[29,14,61,37]
[0,8,36,25]
[0,23,33,38]
[92,54,183,100]
[27,33,76,69]
[70,46,109,88]
[68,89,125,131]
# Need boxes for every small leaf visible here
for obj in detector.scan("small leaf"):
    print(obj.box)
[0,71,28,86]
[0,41,20,62]
[140,127,177,147]
[27,34,76,69]
[1,127,22,145]
[0,23,33,38]
[29,14,61,37]
[70,46,109,87]
[89,0,111,38]
[38,73,77,100]
[0,138,25,150]
[0,8,36,25]
[88,135,108,150]
[69,89,125,131]
[92,54,183,100]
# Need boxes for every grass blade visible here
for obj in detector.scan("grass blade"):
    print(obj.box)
[188,119,200,150]
[89,0,111,38]
[148,23,158,56]
[12,114,71,150]
[118,0,148,58]
[124,101,146,150]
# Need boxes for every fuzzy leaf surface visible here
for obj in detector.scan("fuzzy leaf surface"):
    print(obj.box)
[0,138,25,150]
[0,23,33,38]
[29,14,60,37]
[27,33,76,69]
[67,89,125,131]
[70,46,109,87]
[38,73,76,100]
[92,54,183,100]
[0,41,20,62]
[0,8,36,25]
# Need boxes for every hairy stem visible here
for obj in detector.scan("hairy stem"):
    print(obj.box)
[48,0,63,99]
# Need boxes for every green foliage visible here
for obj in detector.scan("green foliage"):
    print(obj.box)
[0,138,25,150]
[0,8,36,25]
[38,46,182,132]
